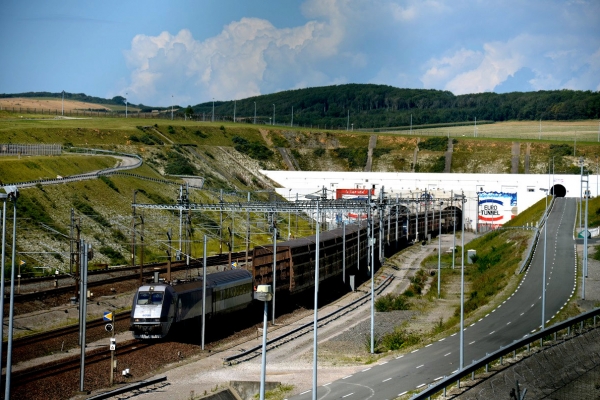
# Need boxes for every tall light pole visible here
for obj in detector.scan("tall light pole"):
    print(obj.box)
[4,185,18,399]
[233,100,236,122]
[0,192,8,382]
[540,187,548,327]
[212,98,215,122]
[452,190,455,270]
[579,157,584,233]
[437,200,443,298]
[255,285,273,400]
[272,104,275,125]
[61,90,65,116]
[254,102,257,124]
[305,194,321,400]
[171,95,174,120]
[458,191,465,371]
[291,106,294,127]
[125,92,128,118]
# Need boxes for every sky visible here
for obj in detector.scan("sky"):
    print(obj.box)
[1,0,599,107]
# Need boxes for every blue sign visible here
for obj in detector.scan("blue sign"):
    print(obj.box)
[103,311,113,322]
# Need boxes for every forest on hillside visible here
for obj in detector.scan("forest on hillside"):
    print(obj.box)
[193,84,600,129]
[3,84,599,129]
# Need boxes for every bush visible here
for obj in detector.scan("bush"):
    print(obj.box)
[419,137,448,151]
[333,147,367,169]
[129,135,140,142]
[378,328,421,352]
[99,246,127,265]
[73,198,111,228]
[231,136,274,160]
[313,148,325,157]
[194,130,208,138]
[372,148,391,157]
[168,125,175,134]
[375,293,410,311]
[164,152,197,175]
[99,176,119,193]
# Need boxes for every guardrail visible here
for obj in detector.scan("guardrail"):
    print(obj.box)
[86,376,167,400]
[411,306,600,399]
[517,195,556,274]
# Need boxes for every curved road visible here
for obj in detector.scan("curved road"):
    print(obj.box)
[290,197,577,399]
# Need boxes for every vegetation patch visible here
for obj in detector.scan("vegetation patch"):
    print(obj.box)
[72,198,111,227]
[99,176,119,192]
[98,246,127,265]
[231,135,274,160]
[164,152,197,175]
[333,147,368,169]
[419,137,453,151]
[375,293,410,311]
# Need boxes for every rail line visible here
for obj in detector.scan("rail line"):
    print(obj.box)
[224,274,395,365]
[10,251,251,302]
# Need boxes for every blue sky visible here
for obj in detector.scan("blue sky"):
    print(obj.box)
[1,0,599,107]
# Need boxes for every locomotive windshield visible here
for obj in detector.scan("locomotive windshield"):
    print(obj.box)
[137,291,164,305]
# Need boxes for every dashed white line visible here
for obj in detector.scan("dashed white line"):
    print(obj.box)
[425,344,432,348]
[382,378,392,382]
[489,331,496,335]
[416,383,426,388]
[398,391,408,396]
[469,341,476,345]
[362,368,372,372]
[411,350,419,353]
[416,364,424,369]
[396,355,404,359]
[342,375,352,380]
[342,392,354,398]
[444,352,451,357]
[300,390,311,395]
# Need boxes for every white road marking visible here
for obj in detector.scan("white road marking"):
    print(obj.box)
[382,378,392,382]
[425,344,432,347]
[489,331,496,335]
[342,393,354,398]
[444,352,451,357]
[342,375,352,379]
[396,355,404,359]
[416,383,425,388]
[416,364,424,369]
[398,391,407,396]
[362,368,372,372]
[411,350,419,353]
[300,390,311,395]
[469,341,476,345]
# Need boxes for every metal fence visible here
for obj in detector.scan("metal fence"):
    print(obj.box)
[0,143,61,156]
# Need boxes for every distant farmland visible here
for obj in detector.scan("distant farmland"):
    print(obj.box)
[0,97,140,113]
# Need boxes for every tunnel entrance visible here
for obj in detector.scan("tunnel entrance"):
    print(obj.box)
[551,184,566,197]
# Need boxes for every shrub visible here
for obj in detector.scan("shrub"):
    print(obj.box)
[419,137,448,151]
[99,246,127,265]
[231,136,274,160]
[313,148,325,157]
[375,293,410,311]
[129,135,140,142]
[168,125,175,134]
[333,147,367,169]
[378,328,421,352]
[372,148,392,157]
[194,130,208,138]
[165,152,197,175]
[73,198,111,227]
[99,176,119,193]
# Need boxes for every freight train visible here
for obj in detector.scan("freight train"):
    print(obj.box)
[130,204,461,339]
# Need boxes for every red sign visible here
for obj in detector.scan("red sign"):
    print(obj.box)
[336,188,375,199]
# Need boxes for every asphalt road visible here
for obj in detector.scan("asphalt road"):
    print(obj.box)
[290,197,577,400]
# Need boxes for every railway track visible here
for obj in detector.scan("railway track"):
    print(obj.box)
[224,274,395,365]
[9,251,251,302]
[6,274,393,399]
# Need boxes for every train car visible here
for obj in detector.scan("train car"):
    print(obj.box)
[252,205,461,298]
[130,269,253,339]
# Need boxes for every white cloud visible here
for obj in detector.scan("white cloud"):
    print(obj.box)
[124,12,347,105]
[389,0,450,21]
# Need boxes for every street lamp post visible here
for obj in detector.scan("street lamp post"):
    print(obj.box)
[254,102,257,124]
[62,90,65,116]
[0,192,8,381]
[305,194,321,400]
[272,104,275,125]
[291,106,294,127]
[212,98,215,122]
[255,285,273,400]
[540,188,548,327]
[171,95,174,120]
[458,191,466,372]
[125,93,128,118]
[4,186,18,399]
[438,200,443,298]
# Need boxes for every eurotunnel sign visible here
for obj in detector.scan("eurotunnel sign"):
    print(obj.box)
[478,191,517,229]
